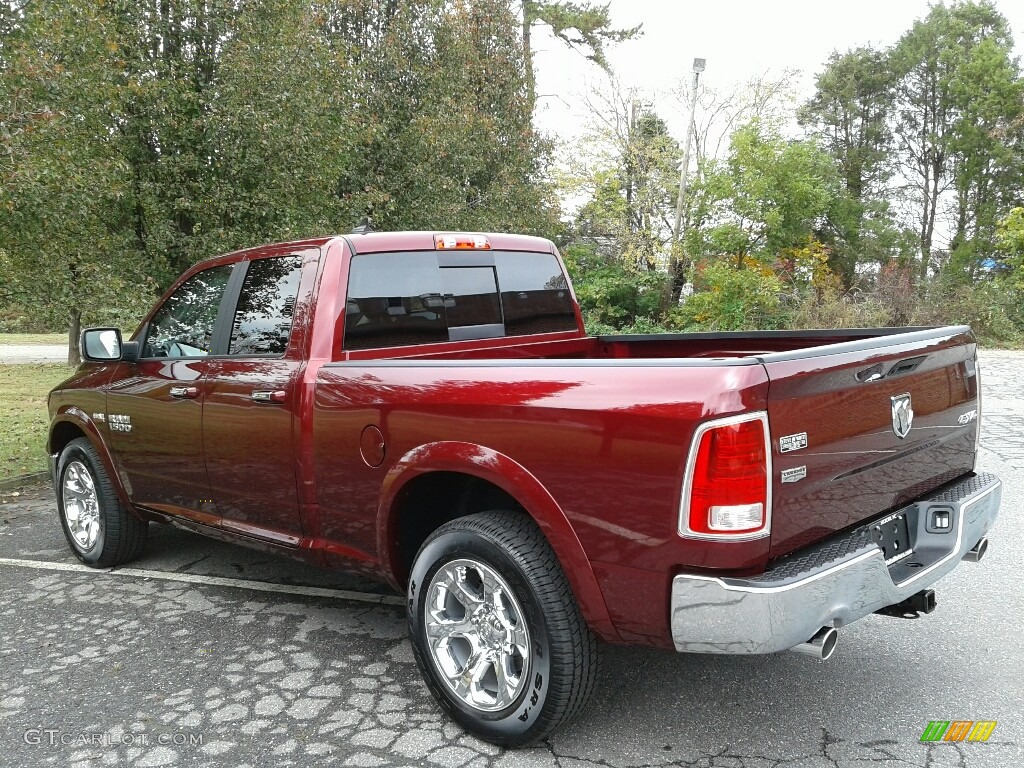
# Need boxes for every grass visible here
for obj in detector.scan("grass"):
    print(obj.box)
[0,333,67,345]
[0,364,74,478]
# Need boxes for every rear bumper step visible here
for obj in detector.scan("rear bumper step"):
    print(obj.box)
[669,472,1000,654]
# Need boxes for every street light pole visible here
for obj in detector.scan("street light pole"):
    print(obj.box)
[672,58,705,246]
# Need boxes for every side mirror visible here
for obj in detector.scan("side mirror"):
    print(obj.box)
[81,328,139,363]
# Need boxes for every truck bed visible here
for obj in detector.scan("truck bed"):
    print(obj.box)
[316,325,979,645]
[347,326,948,362]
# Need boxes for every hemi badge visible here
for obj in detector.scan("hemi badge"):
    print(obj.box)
[779,432,808,453]
[781,466,807,484]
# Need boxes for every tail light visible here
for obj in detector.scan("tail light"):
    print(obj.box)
[679,412,772,540]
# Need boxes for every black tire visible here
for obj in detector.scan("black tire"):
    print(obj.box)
[56,437,147,567]
[407,511,599,747]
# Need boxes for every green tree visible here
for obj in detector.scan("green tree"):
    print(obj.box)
[106,0,355,283]
[801,48,893,205]
[520,1,640,105]
[0,1,151,363]
[568,86,681,271]
[799,47,908,281]
[891,0,1022,280]
[3,0,557,359]
[945,26,1023,280]
[995,207,1024,288]
[687,121,849,269]
[332,0,558,235]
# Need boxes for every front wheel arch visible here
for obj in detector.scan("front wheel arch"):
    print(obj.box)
[48,411,140,517]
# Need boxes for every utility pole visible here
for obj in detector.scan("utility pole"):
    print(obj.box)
[672,58,705,245]
[625,99,637,233]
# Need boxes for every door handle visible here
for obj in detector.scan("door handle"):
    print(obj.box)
[169,386,199,399]
[252,390,287,404]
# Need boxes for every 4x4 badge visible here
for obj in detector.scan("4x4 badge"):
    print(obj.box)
[891,393,913,439]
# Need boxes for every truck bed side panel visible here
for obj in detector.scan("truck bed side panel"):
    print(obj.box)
[312,360,770,643]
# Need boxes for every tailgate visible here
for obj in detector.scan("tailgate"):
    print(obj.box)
[762,327,980,558]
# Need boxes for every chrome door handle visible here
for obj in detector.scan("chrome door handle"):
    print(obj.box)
[169,386,199,399]
[252,390,287,404]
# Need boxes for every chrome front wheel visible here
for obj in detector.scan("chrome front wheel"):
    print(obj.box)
[62,460,101,551]
[55,438,147,567]
[425,558,531,712]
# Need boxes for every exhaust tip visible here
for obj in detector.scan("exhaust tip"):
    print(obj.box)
[963,537,988,563]
[791,626,838,661]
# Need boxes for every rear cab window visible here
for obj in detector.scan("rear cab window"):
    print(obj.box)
[344,251,576,351]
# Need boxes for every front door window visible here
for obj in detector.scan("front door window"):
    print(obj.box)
[143,265,233,358]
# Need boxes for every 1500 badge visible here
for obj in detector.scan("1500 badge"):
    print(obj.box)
[779,432,808,453]
[109,414,132,433]
[958,409,978,425]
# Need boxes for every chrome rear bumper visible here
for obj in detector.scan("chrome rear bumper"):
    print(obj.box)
[670,473,1001,654]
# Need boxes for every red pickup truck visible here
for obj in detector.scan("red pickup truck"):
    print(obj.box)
[48,231,1000,746]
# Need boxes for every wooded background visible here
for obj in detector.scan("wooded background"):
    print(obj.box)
[2,0,1023,359]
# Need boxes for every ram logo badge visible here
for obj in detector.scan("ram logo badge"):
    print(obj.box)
[891,393,913,439]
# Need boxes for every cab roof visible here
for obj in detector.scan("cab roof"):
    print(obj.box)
[200,231,555,265]
[342,231,555,254]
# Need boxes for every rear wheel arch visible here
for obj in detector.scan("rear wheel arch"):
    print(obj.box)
[376,442,620,643]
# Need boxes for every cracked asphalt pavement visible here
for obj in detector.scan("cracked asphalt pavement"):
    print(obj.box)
[1,350,1022,767]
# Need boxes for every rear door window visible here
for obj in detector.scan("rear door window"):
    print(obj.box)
[228,255,304,356]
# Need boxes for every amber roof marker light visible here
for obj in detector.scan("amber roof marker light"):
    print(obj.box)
[434,234,491,250]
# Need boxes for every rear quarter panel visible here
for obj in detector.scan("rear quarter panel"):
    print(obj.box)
[312,359,770,645]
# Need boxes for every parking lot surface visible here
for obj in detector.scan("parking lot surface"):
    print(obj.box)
[0,350,1021,767]
[0,345,68,365]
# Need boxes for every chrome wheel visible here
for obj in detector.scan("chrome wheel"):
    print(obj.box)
[424,558,531,712]
[62,460,101,551]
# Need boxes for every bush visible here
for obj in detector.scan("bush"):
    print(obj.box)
[670,261,787,331]
[562,244,670,331]
[911,278,1024,347]
[786,288,891,329]
[562,243,1024,347]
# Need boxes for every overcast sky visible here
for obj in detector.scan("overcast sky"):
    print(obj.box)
[532,0,1024,147]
